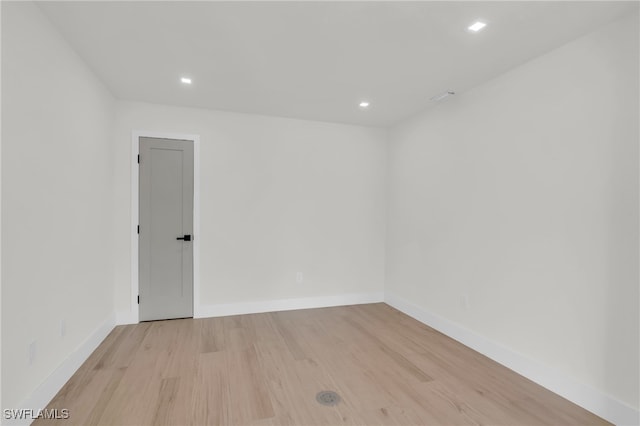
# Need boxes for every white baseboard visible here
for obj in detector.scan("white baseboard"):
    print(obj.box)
[384,293,640,426]
[196,292,385,318]
[6,313,116,426]
[115,293,385,324]
[115,310,137,325]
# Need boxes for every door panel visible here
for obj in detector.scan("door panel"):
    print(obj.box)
[139,137,194,321]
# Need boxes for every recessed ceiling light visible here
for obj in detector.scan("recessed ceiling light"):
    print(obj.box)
[359,101,370,108]
[468,21,487,32]
[180,77,192,84]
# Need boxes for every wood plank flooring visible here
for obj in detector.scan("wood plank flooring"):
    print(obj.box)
[34,303,609,426]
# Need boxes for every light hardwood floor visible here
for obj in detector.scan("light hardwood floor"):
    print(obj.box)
[35,303,609,426]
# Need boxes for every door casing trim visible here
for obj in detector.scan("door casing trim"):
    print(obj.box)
[131,131,201,323]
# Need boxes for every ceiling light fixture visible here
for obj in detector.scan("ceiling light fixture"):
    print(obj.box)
[359,101,370,108]
[468,21,487,32]
[430,90,455,102]
[180,77,192,84]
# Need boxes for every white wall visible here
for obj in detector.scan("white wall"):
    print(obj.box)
[386,12,639,415]
[114,102,387,319]
[1,2,116,410]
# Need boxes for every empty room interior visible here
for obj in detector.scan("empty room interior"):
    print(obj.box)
[1,1,639,425]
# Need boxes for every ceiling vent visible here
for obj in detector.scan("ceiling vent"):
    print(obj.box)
[430,90,455,102]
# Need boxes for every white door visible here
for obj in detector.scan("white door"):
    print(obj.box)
[138,137,194,321]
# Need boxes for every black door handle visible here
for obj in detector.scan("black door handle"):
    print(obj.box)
[176,235,192,241]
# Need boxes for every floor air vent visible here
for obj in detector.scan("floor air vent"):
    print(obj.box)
[316,390,341,406]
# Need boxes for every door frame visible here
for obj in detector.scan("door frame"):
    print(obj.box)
[130,130,201,323]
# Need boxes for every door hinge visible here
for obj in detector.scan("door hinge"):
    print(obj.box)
[137,225,139,234]
[137,154,140,164]
[137,295,140,304]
